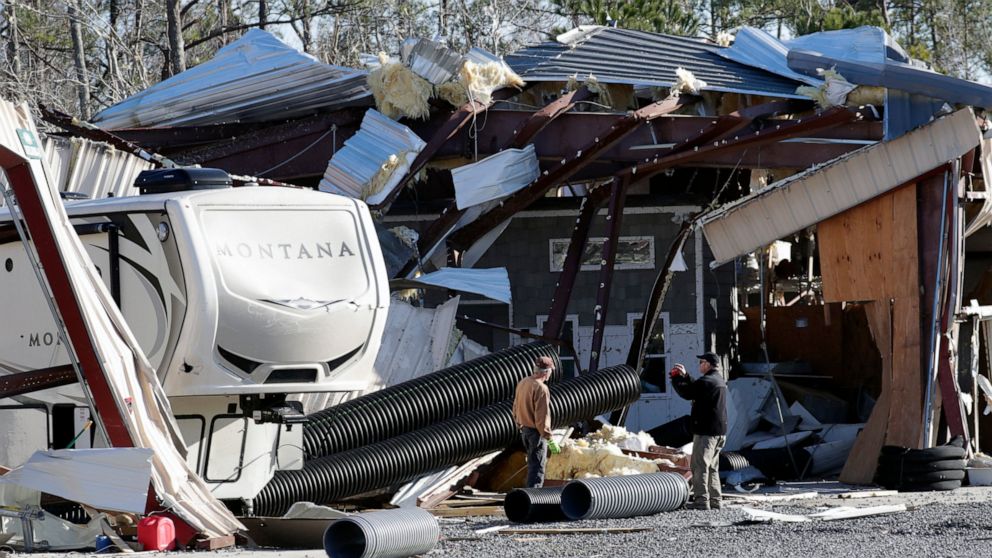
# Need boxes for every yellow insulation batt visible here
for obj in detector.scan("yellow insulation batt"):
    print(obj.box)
[363,153,405,200]
[368,53,433,120]
[795,68,884,108]
[438,59,525,107]
[673,67,707,96]
[566,74,635,111]
[547,426,680,480]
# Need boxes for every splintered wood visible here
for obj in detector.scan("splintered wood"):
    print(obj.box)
[818,184,923,484]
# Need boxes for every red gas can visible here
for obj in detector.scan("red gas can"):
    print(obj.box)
[137,516,176,551]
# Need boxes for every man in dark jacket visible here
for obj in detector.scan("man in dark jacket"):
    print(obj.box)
[671,352,728,510]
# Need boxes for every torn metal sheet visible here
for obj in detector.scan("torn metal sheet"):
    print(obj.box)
[720,26,908,86]
[788,49,992,109]
[92,29,369,129]
[787,26,909,64]
[505,26,805,98]
[0,449,151,513]
[0,509,105,551]
[809,504,906,521]
[390,451,501,508]
[318,109,426,205]
[714,27,821,86]
[700,108,982,265]
[408,267,511,304]
[0,100,243,537]
[452,145,540,210]
[739,507,810,523]
[405,38,464,85]
[966,137,992,237]
[43,136,154,199]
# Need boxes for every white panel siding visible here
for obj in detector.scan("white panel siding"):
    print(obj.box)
[700,108,981,264]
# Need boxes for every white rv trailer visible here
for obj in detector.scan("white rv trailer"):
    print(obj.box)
[0,183,389,501]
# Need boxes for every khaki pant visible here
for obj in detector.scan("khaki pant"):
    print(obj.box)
[691,434,726,504]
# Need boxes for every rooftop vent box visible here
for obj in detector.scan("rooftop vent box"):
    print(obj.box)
[135,168,232,195]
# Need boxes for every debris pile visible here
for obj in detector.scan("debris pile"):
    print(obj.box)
[368,39,523,119]
[547,425,689,481]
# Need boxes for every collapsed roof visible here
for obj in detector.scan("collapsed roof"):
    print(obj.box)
[91,29,370,129]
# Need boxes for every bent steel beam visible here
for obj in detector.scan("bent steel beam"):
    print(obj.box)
[509,86,594,148]
[619,106,859,181]
[0,364,77,399]
[403,87,597,278]
[543,183,613,340]
[0,149,135,448]
[588,176,630,373]
[449,95,696,251]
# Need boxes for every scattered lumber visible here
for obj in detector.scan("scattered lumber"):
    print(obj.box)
[500,527,652,535]
[430,506,505,517]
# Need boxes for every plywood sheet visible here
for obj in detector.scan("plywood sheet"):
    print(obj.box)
[819,184,918,303]
[885,295,923,447]
[840,300,891,484]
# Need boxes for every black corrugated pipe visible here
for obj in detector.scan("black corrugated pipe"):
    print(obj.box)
[719,451,750,471]
[504,486,566,523]
[560,472,689,520]
[304,342,561,458]
[254,365,641,517]
[323,508,439,558]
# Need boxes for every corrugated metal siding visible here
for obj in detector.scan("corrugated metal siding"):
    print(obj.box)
[318,109,426,205]
[43,136,155,198]
[92,29,369,129]
[452,145,540,209]
[700,108,981,264]
[716,27,820,86]
[505,27,805,98]
[785,25,909,64]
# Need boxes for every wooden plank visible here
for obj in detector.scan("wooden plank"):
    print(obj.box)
[809,504,906,521]
[836,490,898,499]
[840,300,892,484]
[885,296,923,447]
[436,498,503,508]
[430,506,505,518]
[884,185,923,447]
[194,534,236,551]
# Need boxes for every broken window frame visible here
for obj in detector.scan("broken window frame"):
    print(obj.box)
[629,312,669,395]
[536,314,579,379]
[548,236,655,272]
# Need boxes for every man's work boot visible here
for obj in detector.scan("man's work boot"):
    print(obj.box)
[711,499,722,510]
[686,499,710,511]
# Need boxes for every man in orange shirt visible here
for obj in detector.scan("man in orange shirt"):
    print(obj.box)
[512,356,561,487]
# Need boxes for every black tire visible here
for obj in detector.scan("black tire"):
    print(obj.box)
[877,458,966,475]
[902,469,966,484]
[879,445,966,462]
[898,479,962,492]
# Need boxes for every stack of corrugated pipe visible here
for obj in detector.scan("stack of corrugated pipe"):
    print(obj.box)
[253,342,643,517]
[504,473,689,523]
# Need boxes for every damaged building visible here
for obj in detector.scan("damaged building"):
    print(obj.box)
[1,19,992,554]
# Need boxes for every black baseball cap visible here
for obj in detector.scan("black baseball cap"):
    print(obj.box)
[696,352,719,367]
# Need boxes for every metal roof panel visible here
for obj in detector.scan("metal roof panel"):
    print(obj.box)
[505,27,805,98]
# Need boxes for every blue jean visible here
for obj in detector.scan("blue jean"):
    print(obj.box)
[520,427,547,488]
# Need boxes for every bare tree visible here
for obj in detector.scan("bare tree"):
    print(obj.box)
[68,0,91,119]
[166,0,186,76]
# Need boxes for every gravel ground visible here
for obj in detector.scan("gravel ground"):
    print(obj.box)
[14,485,992,558]
[430,485,992,558]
